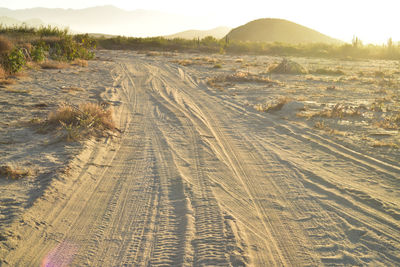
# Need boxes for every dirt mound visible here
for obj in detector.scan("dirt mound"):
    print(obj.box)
[268,59,307,74]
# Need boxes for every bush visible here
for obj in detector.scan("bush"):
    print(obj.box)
[49,35,95,61]
[1,48,26,74]
[31,43,46,62]
[0,36,13,54]
[47,103,115,141]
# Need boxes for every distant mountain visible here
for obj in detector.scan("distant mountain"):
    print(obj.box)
[0,16,44,27]
[0,6,206,37]
[226,18,341,44]
[165,26,231,40]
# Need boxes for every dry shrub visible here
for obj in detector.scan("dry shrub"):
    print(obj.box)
[309,104,361,119]
[40,60,69,69]
[0,36,13,54]
[265,97,290,112]
[22,43,32,52]
[47,102,115,141]
[371,141,399,149]
[0,79,16,85]
[173,59,193,66]
[3,88,30,94]
[254,97,290,112]
[0,65,6,79]
[208,71,279,87]
[146,51,160,56]
[71,59,88,67]
[375,113,400,130]
[193,56,219,64]
[268,58,307,74]
[0,165,31,180]
[313,68,345,76]
[314,121,346,135]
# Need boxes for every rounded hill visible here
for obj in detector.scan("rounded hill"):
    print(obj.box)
[226,18,341,44]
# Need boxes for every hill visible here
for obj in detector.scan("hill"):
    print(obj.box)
[226,18,341,44]
[165,26,231,39]
[0,16,44,27]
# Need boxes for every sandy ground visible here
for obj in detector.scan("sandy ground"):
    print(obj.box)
[1,50,400,266]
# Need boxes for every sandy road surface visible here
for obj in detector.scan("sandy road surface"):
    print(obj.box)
[3,51,400,266]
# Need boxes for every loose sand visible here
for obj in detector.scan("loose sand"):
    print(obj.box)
[1,50,399,266]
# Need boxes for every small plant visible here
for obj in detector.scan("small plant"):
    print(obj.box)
[1,48,26,74]
[31,44,46,62]
[213,63,222,68]
[45,102,115,141]
[0,165,31,180]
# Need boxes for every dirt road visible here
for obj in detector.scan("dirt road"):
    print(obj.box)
[3,52,400,266]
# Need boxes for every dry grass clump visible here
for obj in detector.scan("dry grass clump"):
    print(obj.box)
[2,87,31,94]
[267,58,307,74]
[375,113,400,130]
[0,36,14,54]
[312,68,345,76]
[40,60,69,69]
[371,141,399,149]
[314,121,346,135]
[254,97,290,113]
[0,65,6,79]
[207,71,279,89]
[46,102,115,141]
[0,165,31,180]
[146,51,160,56]
[0,78,16,86]
[374,71,385,78]
[173,59,193,66]
[71,59,88,67]
[193,56,219,64]
[211,71,279,85]
[308,104,362,119]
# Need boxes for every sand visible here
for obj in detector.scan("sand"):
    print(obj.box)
[1,50,399,266]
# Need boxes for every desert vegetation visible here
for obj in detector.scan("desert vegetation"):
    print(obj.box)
[207,71,280,89]
[97,35,400,60]
[0,164,32,180]
[0,25,96,80]
[40,102,116,141]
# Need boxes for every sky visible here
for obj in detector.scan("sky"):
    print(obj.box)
[1,0,399,44]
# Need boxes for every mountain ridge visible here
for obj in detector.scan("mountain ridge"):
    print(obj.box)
[165,26,231,39]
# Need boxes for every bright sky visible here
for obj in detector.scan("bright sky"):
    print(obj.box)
[2,0,399,44]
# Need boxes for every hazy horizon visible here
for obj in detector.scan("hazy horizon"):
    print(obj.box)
[1,1,399,44]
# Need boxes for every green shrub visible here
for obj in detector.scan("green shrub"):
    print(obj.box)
[31,44,46,62]
[49,35,95,61]
[2,48,26,74]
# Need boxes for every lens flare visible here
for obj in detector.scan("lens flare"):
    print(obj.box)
[41,241,78,267]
